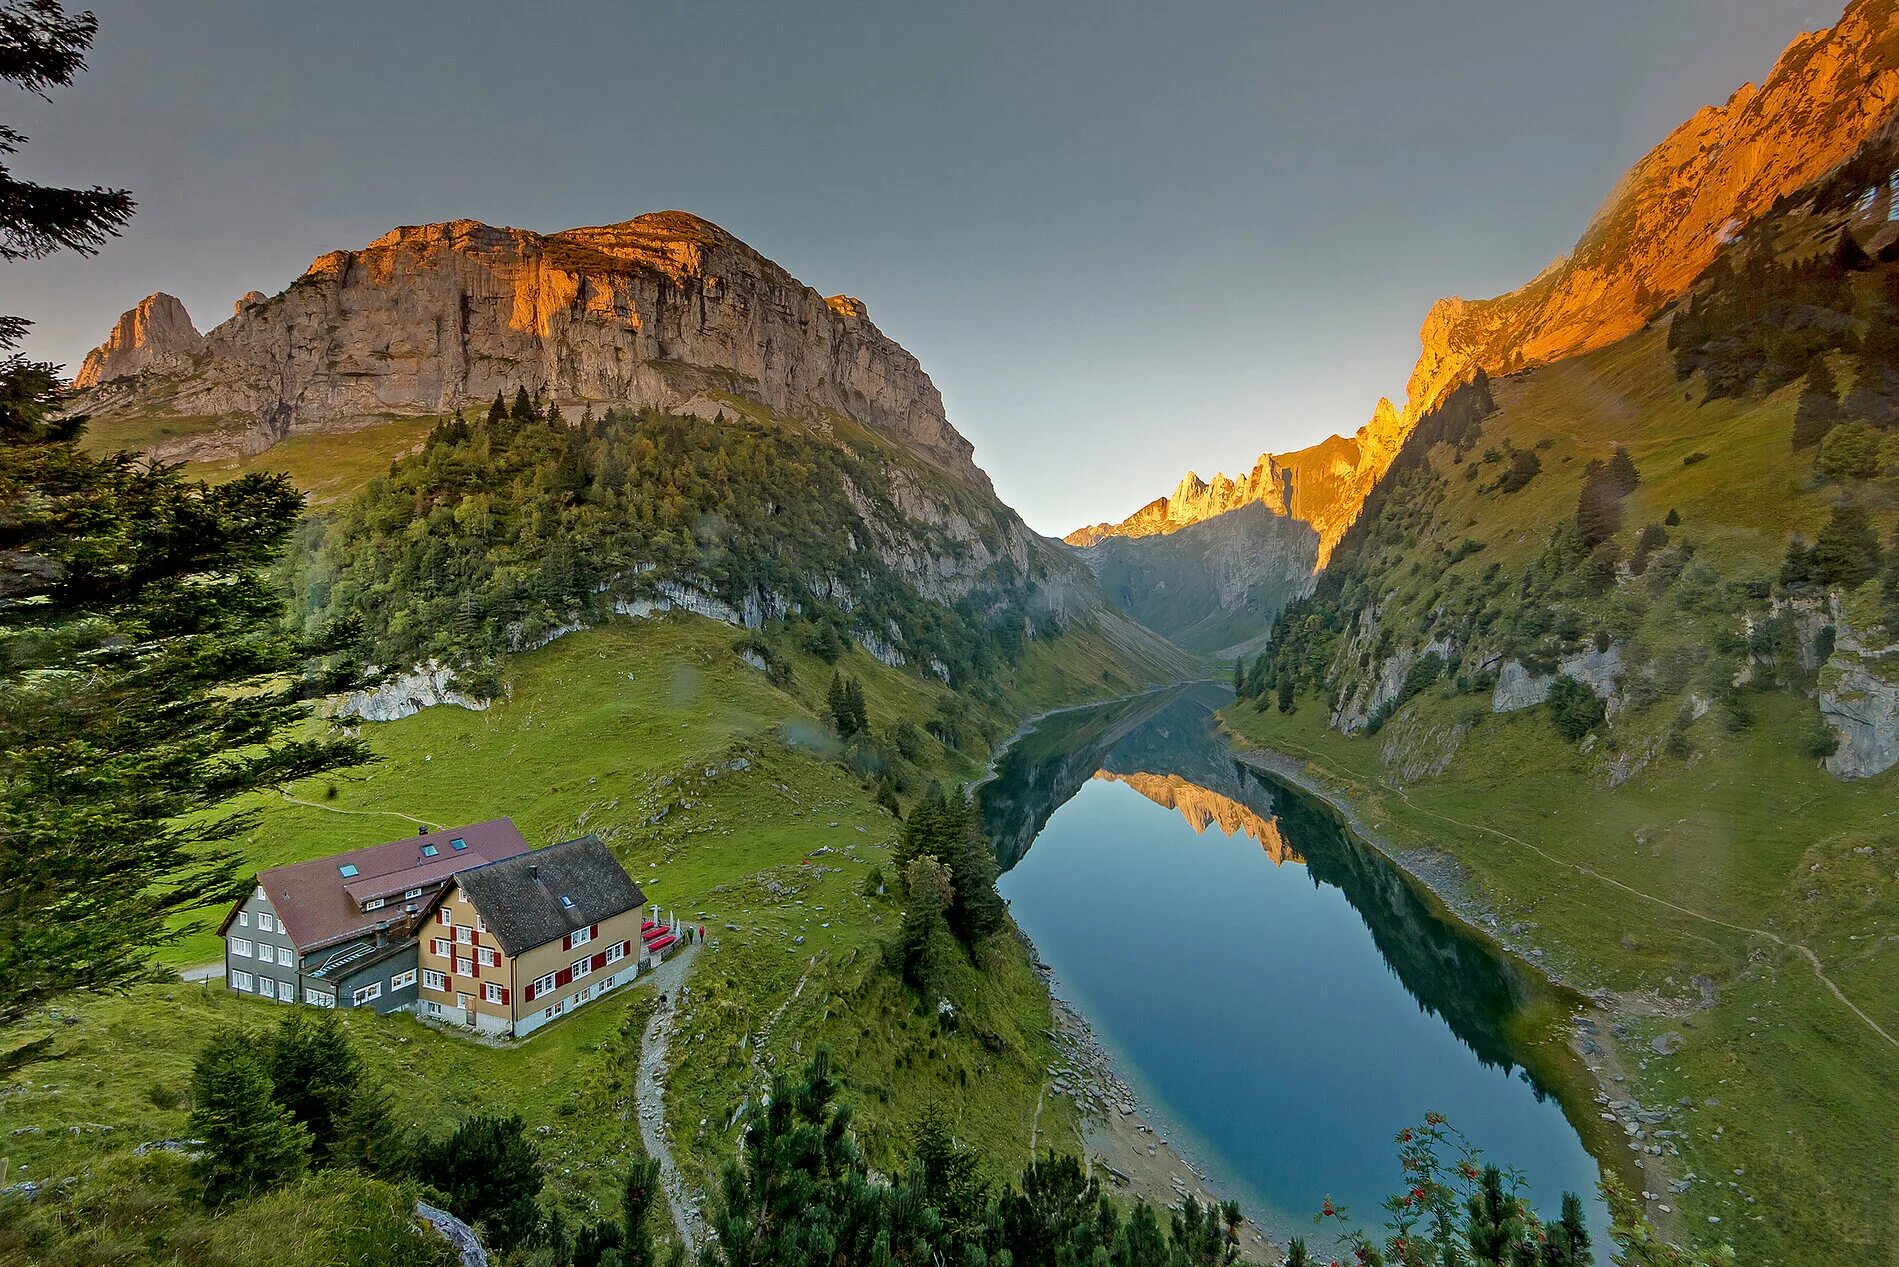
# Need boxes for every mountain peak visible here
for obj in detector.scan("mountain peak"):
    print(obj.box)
[73,292,203,388]
[71,212,987,490]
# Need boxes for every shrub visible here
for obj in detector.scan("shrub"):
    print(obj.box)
[1547,676,1606,742]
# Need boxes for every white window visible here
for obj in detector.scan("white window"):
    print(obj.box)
[605,941,625,965]
[258,977,276,1000]
[483,982,503,1005]
[476,916,487,933]
[454,956,473,976]
[571,957,591,979]
[437,907,452,926]
[229,937,252,958]
[430,938,450,957]
[570,925,592,949]
[363,897,385,911]
[531,971,556,998]
[477,947,498,968]
[391,969,417,991]
[404,888,423,900]
[238,911,250,928]
[307,990,335,1008]
[423,969,447,991]
[276,946,294,968]
[455,925,473,945]
[255,884,266,900]
[352,981,383,1006]
[230,970,253,992]
[257,912,275,933]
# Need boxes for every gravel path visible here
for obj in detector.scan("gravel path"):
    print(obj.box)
[635,942,702,1254]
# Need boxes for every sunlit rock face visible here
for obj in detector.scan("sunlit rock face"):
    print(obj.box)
[1094,770,1302,865]
[73,292,203,387]
[1075,0,1899,566]
[69,211,985,489]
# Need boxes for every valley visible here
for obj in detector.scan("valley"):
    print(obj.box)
[8,2,1899,1264]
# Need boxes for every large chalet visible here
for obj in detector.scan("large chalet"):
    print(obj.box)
[217,820,668,1033]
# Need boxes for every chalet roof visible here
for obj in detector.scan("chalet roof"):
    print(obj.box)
[451,835,645,958]
[227,819,532,954]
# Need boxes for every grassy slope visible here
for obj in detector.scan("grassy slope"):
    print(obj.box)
[181,416,439,503]
[1224,325,1899,1265]
[8,609,1148,1257]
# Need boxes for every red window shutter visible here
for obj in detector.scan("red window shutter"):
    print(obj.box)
[589,923,598,939]
[620,940,630,957]
[592,951,606,972]
[562,932,572,951]
[555,968,570,987]
[500,987,510,1006]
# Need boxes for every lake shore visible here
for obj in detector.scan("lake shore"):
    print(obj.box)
[1224,740,1682,1241]
[1021,935,1279,1264]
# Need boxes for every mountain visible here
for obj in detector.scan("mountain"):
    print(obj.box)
[1073,0,1899,646]
[71,211,981,486]
[71,211,1193,702]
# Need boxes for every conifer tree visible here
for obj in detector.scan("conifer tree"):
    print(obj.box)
[1606,444,1640,494]
[897,854,954,993]
[1811,503,1883,589]
[1792,357,1842,448]
[0,2,364,1041]
[510,385,537,426]
[413,1113,544,1252]
[270,1009,369,1167]
[188,1027,311,1206]
[486,389,508,427]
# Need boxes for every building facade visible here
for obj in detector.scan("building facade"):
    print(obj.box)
[416,835,647,1038]
[217,819,532,1013]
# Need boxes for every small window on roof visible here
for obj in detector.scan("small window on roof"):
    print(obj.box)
[560,895,575,909]
[421,844,439,857]
[338,864,359,877]
[450,837,467,851]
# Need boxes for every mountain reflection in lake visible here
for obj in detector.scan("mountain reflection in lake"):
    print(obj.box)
[980,684,1606,1252]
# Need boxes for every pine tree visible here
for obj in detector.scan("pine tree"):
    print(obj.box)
[1277,676,1295,713]
[1464,1164,1521,1265]
[826,672,854,736]
[510,385,536,426]
[189,1027,310,1206]
[897,855,954,993]
[1574,460,1625,548]
[486,389,508,427]
[942,793,1004,944]
[1284,1237,1312,1267]
[1792,357,1843,448]
[844,676,868,735]
[0,10,363,1037]
[1606,444,1640,494]
[1811,503,1884,589]
[1540,1192,1591,1267]
[414,1113,544,1252]
[270,1009,367,1167]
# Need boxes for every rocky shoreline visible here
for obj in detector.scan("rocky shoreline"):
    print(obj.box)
[1023,941,1278,1264]
[1226,741,1687,1240]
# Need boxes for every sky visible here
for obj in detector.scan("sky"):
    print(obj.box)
[8,0,1846,535]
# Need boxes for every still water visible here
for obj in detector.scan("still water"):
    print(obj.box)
[980,684,1607,1252]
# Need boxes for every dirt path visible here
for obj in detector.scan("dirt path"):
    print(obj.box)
[277,792,436,830]
[634,942,702,1254]
[1237,739,1897,1053]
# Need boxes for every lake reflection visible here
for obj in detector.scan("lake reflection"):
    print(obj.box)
[980,685,1607,1251]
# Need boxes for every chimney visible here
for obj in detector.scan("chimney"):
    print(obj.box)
[529,862,539,881]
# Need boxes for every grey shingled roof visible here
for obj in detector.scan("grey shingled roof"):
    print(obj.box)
[452,835,646,957]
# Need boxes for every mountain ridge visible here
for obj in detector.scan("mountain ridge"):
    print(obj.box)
[1071,0,1899,591]
[71,209,989,491]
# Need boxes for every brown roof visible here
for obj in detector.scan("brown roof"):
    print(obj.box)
[230,819,531,953]
[451,835,646,957]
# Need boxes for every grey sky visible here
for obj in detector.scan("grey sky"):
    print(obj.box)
[9,1,1844,534]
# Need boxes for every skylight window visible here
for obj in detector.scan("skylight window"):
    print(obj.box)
[560,895,575,909]
[450,838,467,851]
[421,844,439,857]
[338,864,359,877]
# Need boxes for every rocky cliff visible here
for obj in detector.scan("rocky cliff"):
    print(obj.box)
[71,211,987,489]
[1075,0,1899,566]
[73,292,203,387]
